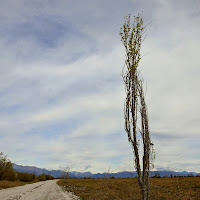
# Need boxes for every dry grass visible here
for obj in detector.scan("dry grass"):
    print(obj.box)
[151,177,200,200]
[57,177,200,200]
[0,180,37,190]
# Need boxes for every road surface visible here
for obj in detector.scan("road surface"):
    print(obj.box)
[0,180,80,200]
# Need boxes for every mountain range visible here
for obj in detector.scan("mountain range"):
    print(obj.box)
[12,164,200,178]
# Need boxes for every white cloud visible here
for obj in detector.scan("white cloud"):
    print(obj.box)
[0,0,199,173]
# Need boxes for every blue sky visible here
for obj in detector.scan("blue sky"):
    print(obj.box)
[0,0,200,173]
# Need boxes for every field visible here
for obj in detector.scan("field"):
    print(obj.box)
[0,180,37,190]
[57,177,200,200]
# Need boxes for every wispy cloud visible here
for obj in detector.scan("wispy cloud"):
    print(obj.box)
[0,0,200,173]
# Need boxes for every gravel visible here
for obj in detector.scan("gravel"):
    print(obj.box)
[0,179,80,200]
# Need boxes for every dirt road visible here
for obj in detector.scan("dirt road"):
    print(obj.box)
[0,179,79,200]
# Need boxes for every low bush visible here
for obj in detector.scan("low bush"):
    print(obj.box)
[17,172,36,182]
[37,174,55,181]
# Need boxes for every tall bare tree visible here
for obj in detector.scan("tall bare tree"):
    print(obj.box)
[60,165,71,179]
[120,14,154,200]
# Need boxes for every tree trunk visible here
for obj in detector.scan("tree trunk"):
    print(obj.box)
[140,184,149,200]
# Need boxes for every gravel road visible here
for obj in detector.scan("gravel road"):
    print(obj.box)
[0,180,80,200]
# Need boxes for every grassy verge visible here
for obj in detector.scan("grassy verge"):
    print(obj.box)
[0,180,38,190]
[57,177,200,200]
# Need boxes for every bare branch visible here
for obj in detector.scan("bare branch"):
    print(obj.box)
[120,13,154,200]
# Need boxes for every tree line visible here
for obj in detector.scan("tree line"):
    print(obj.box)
[0,152,54,182]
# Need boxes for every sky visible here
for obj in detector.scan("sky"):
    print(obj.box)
[0,0,200,173]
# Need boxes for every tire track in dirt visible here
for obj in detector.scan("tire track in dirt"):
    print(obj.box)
[0,180,80,200]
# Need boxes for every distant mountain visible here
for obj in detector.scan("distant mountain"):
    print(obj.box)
[70,171,93,178]
[12,164,93,178]
[12,164,200,178]
[12,164,65,178]
[13,164,50,176]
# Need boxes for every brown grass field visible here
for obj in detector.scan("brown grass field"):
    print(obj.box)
[0,180,37,190]
[57,177,200,200]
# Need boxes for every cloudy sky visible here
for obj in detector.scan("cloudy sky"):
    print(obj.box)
[0,0,200,173]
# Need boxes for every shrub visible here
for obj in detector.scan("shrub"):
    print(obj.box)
[2,168,16,181]
[0,152,16,181]
[17,172,36,182]
[37,174,46,181]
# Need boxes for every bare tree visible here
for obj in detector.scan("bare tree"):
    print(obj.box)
[63,166,71,179]
[60,162,76,179]
[60,165,71,179]
[120,14,154,200]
